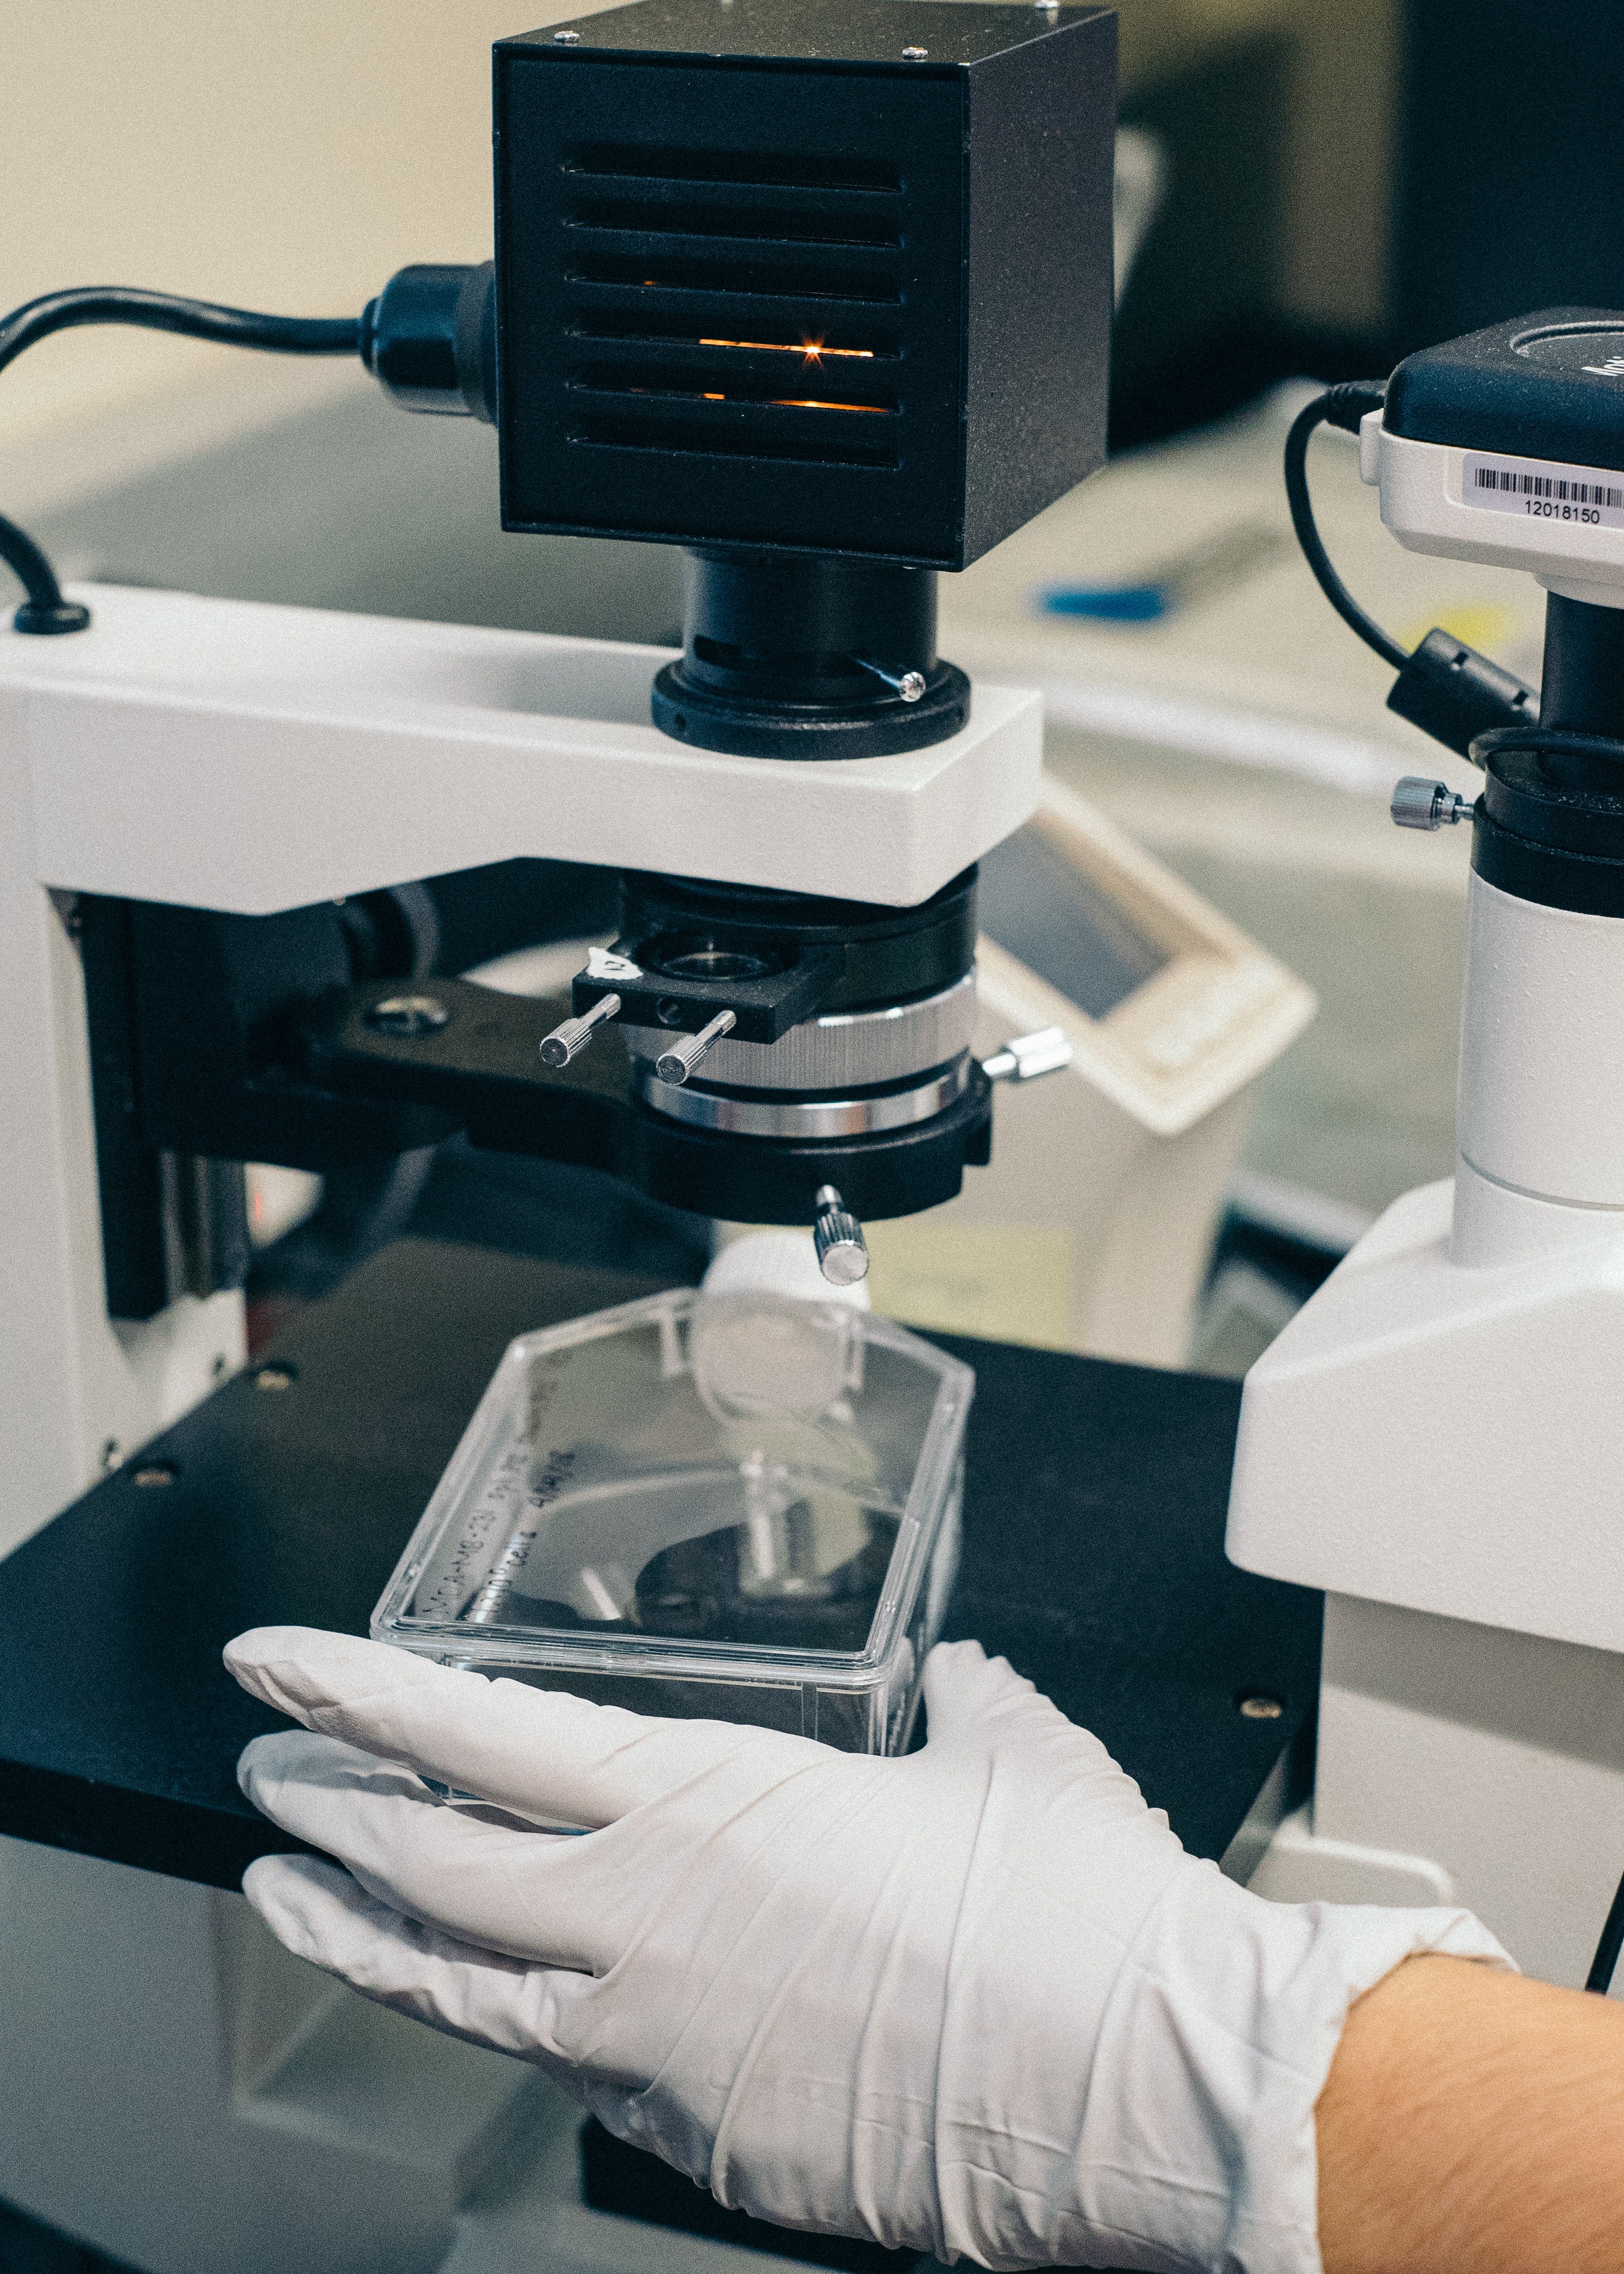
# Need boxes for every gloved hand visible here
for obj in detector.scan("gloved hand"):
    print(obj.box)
[227,1628,1509,2274]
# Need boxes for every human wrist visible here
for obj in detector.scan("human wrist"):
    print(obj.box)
[1059,1865,1513,2274]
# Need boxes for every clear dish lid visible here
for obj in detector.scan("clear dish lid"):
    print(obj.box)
[372,1288,974,1684]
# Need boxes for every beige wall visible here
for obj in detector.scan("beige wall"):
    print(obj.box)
[0,2,576,462]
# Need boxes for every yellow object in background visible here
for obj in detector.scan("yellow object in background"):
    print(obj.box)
[1397,604,1518,658]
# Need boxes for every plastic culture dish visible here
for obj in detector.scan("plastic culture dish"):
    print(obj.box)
[372,1288,973,1754]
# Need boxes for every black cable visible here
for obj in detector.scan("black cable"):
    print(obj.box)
[0,287,358,380]
[1472,724,1624,769]
[1,287,361,634]
[1587,1863,1624,1994]
[1283,382,1406,672]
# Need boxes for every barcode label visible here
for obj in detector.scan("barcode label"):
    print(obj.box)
[1473,465,1622,506]
[1464,450,1624,528]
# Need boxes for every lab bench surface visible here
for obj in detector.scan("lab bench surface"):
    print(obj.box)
[0,1235,1321,1889]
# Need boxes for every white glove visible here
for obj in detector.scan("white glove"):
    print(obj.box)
[227,1628,1510,2274]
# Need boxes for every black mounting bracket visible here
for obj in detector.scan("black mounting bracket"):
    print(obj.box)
[571,942,842,1042]
[306,977,992,1223]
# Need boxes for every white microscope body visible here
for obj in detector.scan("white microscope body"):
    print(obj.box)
[1230,315,1624,1987]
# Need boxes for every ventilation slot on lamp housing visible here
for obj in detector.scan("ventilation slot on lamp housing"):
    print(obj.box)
[561,147,905,471]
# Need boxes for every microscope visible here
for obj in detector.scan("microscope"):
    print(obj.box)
[0,0,1116,1557]
[1229,311,1624,1988]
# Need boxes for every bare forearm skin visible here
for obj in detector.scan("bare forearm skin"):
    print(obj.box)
[1317,1955,1624,2273]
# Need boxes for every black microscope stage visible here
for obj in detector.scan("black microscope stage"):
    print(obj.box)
[0,1234,1319,1889]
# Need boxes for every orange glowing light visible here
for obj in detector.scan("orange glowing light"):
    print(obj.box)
[769,398,888,414]
[697,337,876,362]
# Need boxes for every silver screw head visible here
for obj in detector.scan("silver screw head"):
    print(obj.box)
[553,26,581,41]
[818,1235,869,1286]
[897,669,926,703]
[983,1024,1073,1083]
[902,44,928,57]
[366,993,450,1036]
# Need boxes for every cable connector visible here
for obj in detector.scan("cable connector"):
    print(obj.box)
[1315,380,1388,438]
[1,514,89,635]
[1387,629,1539,760]
[360,264,495,423]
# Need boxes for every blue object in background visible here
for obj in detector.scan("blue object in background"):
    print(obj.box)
[1042,582,1170,622]
[1037,520,1286,627]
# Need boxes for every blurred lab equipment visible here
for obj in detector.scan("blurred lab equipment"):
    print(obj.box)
[862,780,1314,1365]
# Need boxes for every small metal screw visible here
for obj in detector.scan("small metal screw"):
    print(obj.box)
[553,26,581,41]
[902,44,928,57]
[1238,1694,1285,1721]
[856,655,928,701]
[366,993,450,1036]
[132,1462,178,1489]
[255,1364,296,1393]
[983,1024,1073,1083]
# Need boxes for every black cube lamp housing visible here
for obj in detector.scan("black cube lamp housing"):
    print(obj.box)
[493,0,1116,756]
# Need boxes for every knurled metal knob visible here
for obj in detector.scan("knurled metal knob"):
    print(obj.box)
[1392,777,1475,831]
[813,1184,869,1285]
[540,990,621,1067]
[654,1008,737,1086]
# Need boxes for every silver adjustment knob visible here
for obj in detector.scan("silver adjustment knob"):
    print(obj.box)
[982,1024,1073,1082]
[654,1007,737,1085]
[1392,777,1476,830]
[540,991,621,1067]
[812,1184,869,1286]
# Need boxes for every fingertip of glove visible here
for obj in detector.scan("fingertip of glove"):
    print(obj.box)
[236,1724,321,1803]
[242,1852,362,1963]
[224,1625,440,1724]
[923,1637,1033,1709]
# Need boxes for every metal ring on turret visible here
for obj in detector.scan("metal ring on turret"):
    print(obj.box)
[631,1057,973,1139]
[619,970,977,1095]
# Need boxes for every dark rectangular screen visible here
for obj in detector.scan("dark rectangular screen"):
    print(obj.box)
[977,825,1169,1019]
